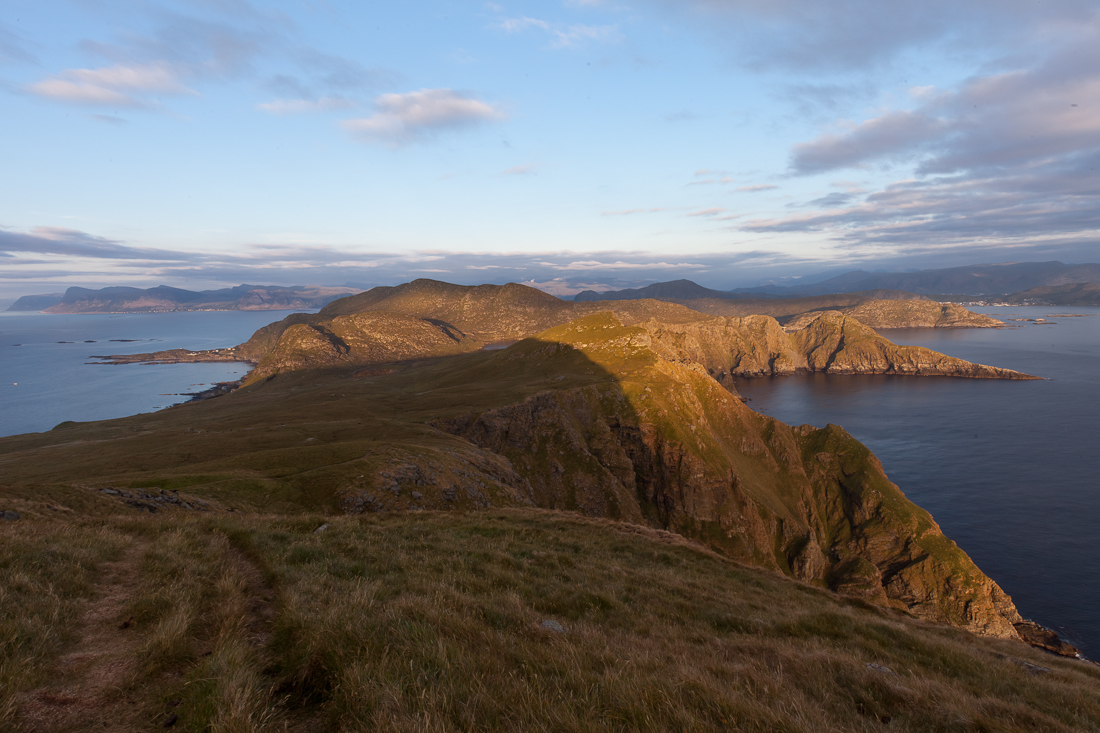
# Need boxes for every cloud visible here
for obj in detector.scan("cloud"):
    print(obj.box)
[0,227,191,260]
[502,164,536,175]
[341,89,505,145]
[538,259,707,271]
[496,17,551,33]
[743,148,1100,248]
[26,62,196,107]
[799,192,854,208]
[651,0,1099,71]
[736,184,777,192]
[601,208,666,215]
[493,16,620,48]
[258,96,354,115]
[750,19,1100,250]
[687,208,725,217]
[791,110,948,174]
[0,23,35,65]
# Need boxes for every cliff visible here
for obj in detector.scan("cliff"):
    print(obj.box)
[639,312,1032,383]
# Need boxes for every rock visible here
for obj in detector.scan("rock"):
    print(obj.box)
[0,510,20,521]
[866,663,896,675]
[411,491,423,500]
[314,523,331,533]
[541,619,566,633]
[1013,621,1080,657]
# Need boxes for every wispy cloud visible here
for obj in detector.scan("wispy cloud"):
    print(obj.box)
[493,16,620,48]
[538,259,707,271]
[258,96,354,115]
[26,62,196,107]
[736,184,777,192]
[654,0,1098,71]
[341,88,505,145]
[601,208,667,216]
[502,164,537,175]
[687,208,725,217]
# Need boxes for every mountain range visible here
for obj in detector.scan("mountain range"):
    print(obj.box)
[6,284,361,313]
[576,262,1100,300]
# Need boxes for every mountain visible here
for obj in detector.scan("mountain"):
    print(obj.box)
[573,279,763,301]
[1003,282,1100,306]
[736,262,1100,297]
[6,293,64,311]
[9,284,361,313]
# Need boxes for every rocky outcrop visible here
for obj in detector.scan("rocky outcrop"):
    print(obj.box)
[428,314,1026,639]
[639,311,1035,382]
[784,300,1002,329]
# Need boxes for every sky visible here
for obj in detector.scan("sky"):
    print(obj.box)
[2,0,1099,298]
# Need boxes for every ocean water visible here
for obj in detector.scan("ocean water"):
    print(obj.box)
[0,310,311,437]
[734,306,1100,656]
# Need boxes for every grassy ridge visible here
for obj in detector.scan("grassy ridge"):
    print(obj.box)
[3,510,1099,732]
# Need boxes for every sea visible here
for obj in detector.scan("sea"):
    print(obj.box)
[735,306,1100,657]
[1,305,1098,655]
[0,310,312,437]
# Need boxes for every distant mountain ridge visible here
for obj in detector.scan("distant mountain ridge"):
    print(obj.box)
[733,261,1100,297]
[573,279,763,302]
[1003,282,1100,306]
[574,263,1100,301]
[6,284,361,313]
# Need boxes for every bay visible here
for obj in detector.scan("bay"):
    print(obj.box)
[734,306,1100,657]
[0,310,311,437]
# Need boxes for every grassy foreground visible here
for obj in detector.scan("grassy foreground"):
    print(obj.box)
[2,509,1098,732]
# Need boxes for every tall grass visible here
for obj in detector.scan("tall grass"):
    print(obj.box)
[3,510,1099,732]
[0,522,129,726]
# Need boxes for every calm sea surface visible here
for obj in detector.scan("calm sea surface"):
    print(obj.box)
[2,306,1098,654]
[735,306,1100,656]
[0,310,312,437]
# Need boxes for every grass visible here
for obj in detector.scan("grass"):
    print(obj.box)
[0,522,129,722]
[3,509,1099,732]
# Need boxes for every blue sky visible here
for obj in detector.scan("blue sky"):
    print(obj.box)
[2,0,1099,297]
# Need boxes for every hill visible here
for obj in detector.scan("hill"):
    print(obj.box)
[573,279,763,302]
[1003,282,1100,306]
[5,284,361,313]
[5,293,64,311]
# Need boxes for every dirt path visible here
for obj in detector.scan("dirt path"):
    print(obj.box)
[14,535,152,732]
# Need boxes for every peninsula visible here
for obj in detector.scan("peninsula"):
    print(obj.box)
[1,279,1086,732]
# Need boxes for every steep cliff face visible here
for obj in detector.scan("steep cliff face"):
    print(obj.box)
[428,314,1025,639]
[639,312,1034,382]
